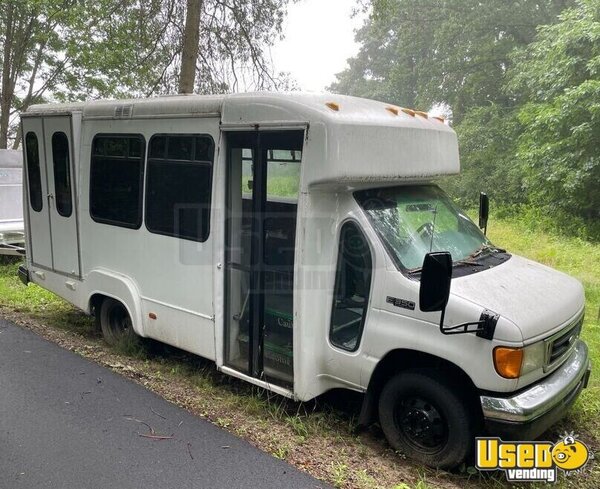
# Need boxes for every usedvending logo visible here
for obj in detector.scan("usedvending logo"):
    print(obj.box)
[476,433,591,482]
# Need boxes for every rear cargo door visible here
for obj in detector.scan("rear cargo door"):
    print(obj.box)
[22,118,52,268]
[22,115,80,276]
[42,116,80,276]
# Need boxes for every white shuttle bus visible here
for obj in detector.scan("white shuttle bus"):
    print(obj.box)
[0,149,25,254]
[18,93,590,468]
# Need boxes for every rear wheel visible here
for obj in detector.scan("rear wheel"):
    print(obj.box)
[99,298,136,346]
[378,369,474,469]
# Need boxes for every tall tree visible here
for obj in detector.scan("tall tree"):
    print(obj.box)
[331,0,590,218]
[180,0,202,93]
[509,0,600,221]
[331,0,571,121]
[0,0,174,148]
[0,0,294,148]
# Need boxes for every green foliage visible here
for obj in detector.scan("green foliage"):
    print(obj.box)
[0,0,295,147]
[331,0,569,120]
[509,0,600,221]
[333,0,598,237]
[494,204,600,242]
[441,105,524,209]
[0,260,95,334]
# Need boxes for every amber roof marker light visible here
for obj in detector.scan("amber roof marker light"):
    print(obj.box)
[325,102,340,112]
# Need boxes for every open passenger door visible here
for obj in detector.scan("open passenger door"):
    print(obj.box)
[224,130,304,387]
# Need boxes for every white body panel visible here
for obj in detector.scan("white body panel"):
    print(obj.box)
[0,149,24,229]
[0,149,24,250]
[451,254,585,342]
[76,117,220,360]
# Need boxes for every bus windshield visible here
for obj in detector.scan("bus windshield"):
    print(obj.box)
[355,185,495,271]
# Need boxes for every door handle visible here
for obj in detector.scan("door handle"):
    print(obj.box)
[47,194,54,208]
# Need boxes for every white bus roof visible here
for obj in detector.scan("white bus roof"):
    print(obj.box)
[25,92,460,187]
[26,92,447,128]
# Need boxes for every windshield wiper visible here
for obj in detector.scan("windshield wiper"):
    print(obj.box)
[407,245,505,275]
[468,244,505,260]
[408,256,490,274]
[453,259,485,267]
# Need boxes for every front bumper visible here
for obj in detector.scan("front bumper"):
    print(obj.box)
[0,231,25,256]
[480,339,590,440]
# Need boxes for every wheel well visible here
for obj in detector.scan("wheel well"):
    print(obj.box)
[89,293,107,317]
[358,349,481,427]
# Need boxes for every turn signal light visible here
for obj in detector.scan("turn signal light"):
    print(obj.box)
[493,347,524,379]
[325,102,340,111]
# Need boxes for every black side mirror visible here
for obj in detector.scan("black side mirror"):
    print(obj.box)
[419,252,452,312]
[479,192,489,235]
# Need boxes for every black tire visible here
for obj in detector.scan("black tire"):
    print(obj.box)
[99,298,136,346]
[378,369,474,469]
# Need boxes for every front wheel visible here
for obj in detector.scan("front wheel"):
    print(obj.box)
[99,298,136,346]
[378,369,475,469]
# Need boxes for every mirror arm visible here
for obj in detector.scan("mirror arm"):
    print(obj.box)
[479,192,489,235]
[438,310,499,340]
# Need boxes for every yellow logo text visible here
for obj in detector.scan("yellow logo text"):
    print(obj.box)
[476,435,590,482]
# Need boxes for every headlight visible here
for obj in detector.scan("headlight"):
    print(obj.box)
[493,341,545,379]
[521,341,546,375]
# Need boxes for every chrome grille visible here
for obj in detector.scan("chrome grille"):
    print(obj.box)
[544,313,584,372]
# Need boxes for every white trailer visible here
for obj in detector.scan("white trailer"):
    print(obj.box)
[0,149,25,255]
[19,93,590,468]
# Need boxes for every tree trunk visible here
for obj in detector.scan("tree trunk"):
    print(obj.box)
[179,0,202,94]
[12,124,21,150]
[0,3,15,149]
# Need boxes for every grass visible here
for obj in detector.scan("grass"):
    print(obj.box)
[0,214,599,488]
[486,215,600,448]
[0,257,95,335]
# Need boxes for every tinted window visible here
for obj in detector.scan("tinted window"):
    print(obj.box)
[25,132,43,212]
[145,135,214,242]
[90,135,145,228]
[330,222,373,351]
[51,132,72,217]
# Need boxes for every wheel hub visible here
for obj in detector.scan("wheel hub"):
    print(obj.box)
[397,397,447,452]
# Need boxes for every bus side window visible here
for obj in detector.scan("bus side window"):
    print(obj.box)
[90,135,145,228]
[145,134,215,242]
[51,132,72,217]
[25,132,43,212]
[329,222,373,352]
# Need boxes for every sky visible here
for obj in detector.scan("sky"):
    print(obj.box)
[270,0,367,92]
